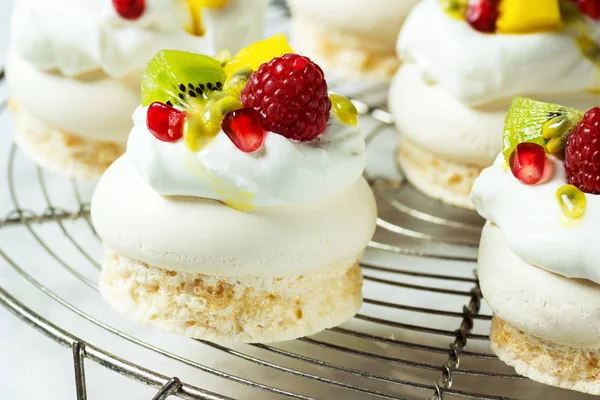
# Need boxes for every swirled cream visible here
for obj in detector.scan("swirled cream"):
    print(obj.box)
[10,0,266,78]
[127,106,366,207]
[472,154,600,284]
[399,0,600,106]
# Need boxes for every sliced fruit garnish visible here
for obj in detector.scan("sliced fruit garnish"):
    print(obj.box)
[503,97,583,162]
[556,184,587,219]
[141,50,226,107]
[112,0,145,20]
[497,0,562,33]
[223,33,295,77]
[466,0,499,33]
[147,102,186,142]
[330,94,358,126]
[222,108,265,152]
[509,142,549,185]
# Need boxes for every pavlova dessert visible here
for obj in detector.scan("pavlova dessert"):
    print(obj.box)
[472,97,600,394]
[91,35,378,343]
[288,0,420,80]
[391,0,599,208]
[7,0,265,178]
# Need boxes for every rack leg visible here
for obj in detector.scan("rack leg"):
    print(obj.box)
[151,377,182,400]
[72,342,87,400]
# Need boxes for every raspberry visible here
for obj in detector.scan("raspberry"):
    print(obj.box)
[466,0,499,33]
[564,107,600,194]
[576,0,600,20]
[240,54,332,142]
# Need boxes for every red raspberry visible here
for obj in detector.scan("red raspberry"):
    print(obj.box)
[466,0,499,33]
[564,107,600,193]
[576,0,600,20]
[240,54,332,142]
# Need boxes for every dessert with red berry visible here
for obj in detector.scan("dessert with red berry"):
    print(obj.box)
[389,0,599,209]
[288,0,420,80]
[471,97,600,394]
[6,0,266,179]
[91,35,377,343]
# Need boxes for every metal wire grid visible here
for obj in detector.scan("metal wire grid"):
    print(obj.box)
[0,2,591,400]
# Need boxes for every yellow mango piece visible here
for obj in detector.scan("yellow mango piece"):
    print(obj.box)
[497,0,562,34]
[198,0,230,7]
[224,33,295,77]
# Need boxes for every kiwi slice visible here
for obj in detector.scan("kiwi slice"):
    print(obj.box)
[503,97,583,162]
[141,50,226,107]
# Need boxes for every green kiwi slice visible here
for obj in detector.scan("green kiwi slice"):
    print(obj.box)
[503,97,583,162]
[141,50,226,107]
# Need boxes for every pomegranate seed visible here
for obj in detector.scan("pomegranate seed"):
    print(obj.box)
[509,142,548,185]
[466,0,499,33]
[222,108,266,153]
[147,102,186,142]
[112,0,145,20]
[577,0,600,20]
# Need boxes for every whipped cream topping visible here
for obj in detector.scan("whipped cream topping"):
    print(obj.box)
[127,106,366,208]
[472,154,600,284]
[399,0,600,106]
[10,0,266,78]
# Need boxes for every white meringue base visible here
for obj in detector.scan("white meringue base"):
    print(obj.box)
[389,63,600,168]
[91,156,377,278]
[289,0,418,80]
[478,223,600,349]
[12,103,124,179]
[7,50,138,144]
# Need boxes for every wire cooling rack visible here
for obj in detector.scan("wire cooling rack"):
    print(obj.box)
[0,2,595,400]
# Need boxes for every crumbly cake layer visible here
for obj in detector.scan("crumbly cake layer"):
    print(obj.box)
[99,247,363,343]
[291,16,398,81]
[12,102,124,179]
[491,316,600,395]
[397,138,481,210]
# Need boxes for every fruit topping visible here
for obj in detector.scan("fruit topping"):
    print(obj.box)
[147,102,186,142]
[142,50,226,107]
[575,0,600,20]
[509,142,550,185]
[112,0,145,20]
[556,184,587,219]
[466,0,499,33]
[441,0,468,19]
[497,0,562,33]
[330,94,358,126]
[565,107,600,193]
[503,97,582,162]
[241,54,331,141]
[224,34,295,77]
[222,108,266,152]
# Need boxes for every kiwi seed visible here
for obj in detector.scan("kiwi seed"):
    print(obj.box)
[207,82,213,90]
[216,82,223,89]
[166,100,173,106]
[178,84,186,92]
[179,93,185,100]
[188,90,197,98]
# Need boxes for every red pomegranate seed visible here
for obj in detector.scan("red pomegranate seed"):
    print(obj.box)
[577,0,600,20]
[509,142,548,185]
[466,0,499,33]
[112,0,145,20]
[147,102,186,142]
[222,108,266,153]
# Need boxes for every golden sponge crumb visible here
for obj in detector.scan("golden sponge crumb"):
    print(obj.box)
[12,101,124,179]
[491,316,600,395]
[396,138,482,210]
[99,248,363,343]
[291,16,399,80]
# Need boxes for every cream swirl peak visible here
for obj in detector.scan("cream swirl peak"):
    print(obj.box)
[127,35,365,208]
[399,0,600,106]
[472,97,600,284]
[127,105,366,207]
[10,0,266,78]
